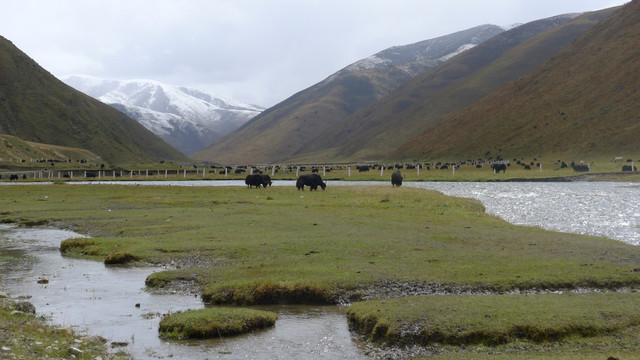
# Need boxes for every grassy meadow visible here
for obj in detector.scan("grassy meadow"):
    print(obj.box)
[2,183,640,357]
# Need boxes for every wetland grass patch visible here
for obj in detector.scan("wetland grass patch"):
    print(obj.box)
[348,292,640,346]
[3,184,640,302]
[3,184,640,356]
[158,307,277,339]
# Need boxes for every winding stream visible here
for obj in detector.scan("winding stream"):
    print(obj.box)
[1,180,639,359]
[0,225,367,359]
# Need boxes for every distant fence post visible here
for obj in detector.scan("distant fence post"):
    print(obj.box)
[296,166,299,177]
[348,166,351,177]
[225,167,228,177]
[539,163,542,172]
[323,166,326,177]
[183,169,186,178]
[380,165,384,177]
[165,169,168,178]
[203,168,206,178]
[272,166,275,176]
[452,165,456,175]
[417,164,420,176]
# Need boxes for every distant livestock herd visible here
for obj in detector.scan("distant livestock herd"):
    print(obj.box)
[246,171,401,190]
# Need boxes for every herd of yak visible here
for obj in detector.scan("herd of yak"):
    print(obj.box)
[245,171,404,190]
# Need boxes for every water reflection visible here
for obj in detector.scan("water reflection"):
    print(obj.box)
[406,182,640,245]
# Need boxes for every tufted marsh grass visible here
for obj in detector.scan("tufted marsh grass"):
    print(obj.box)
[2,183,640,357]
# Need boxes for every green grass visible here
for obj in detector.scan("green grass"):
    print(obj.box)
[158,307,277,339]
[2,184,640,299]
[3,183,640,356]
[348,292,640,346]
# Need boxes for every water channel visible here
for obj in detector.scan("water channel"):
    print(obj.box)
[1,180,639,359]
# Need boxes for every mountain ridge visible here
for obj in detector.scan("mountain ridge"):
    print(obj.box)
[63,75,263,155]
[192,24,505,164]
[299,11,609,162]
[0,36,189,165]
[394,2,637,161]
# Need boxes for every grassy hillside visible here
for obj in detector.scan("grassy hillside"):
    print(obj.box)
[0,134,99,165]
[191,25,503,164]
[297,9,616,163]
[0,36,189,166]
[395,2,638,161]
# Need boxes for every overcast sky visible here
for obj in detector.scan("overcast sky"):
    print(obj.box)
[1,0,628,107]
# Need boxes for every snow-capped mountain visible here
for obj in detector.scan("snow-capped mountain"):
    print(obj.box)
[62,75,263,155]
[338,24,503,78]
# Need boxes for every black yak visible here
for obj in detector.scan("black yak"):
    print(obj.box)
[391,171,403,187]
[296,174,326,191]
[261,174,273,186]
[245,174,269,188]
[491,163,507,173]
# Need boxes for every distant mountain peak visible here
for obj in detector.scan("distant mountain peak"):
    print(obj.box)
[63,75,264,155]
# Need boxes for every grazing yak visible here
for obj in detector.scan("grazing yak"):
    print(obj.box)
[261,174,272,187]
[491,163,507,173]
[296,174,326,191]
[245,174,270,188]
[391,171,403,187]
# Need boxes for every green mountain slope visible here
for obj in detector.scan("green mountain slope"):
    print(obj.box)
[299,9,616,162]
[395,2,638,161]
[192,25,503,164]
[0,134,99,165]
[0,36,188,165]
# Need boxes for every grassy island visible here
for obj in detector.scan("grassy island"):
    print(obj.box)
[159,307,277,339]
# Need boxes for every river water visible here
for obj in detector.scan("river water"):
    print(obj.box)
[405,181,640,246]
[0,225,368,359]
[1,180,639,359]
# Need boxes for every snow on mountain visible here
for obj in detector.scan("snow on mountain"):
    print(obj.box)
[337,24,504,80]
[62,75,263,155]
[438,43,477,62]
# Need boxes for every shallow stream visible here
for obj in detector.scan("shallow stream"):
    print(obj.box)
[0,225,368,359]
